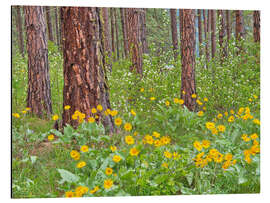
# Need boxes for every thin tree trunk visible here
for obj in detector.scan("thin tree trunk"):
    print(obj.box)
[181,9,197,112]
[140,8,148,54]
[126,8,143,75]
[253,11,260,43]
[101,7,112,71]
[235,10,244,41]
[120,8,129,58]
[114,8,120,60]
[226,10,231,41]
[218,10,227,60]
[59,7,63,50]
[197,9,202,57]
[210,10,216,59]
[61,7,115,133]
[203,10,209,67]
[45,6,54,42]
[170,9,179,61]
[110,8,115,60]
[15,6,24,57]
[24,6,52,118]
[54,6,60,47]
[179,9,183,42]
[207,10,211,61]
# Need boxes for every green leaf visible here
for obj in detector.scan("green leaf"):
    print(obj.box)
[30,156,37,164]
[57,169,79,184]
[63,125,73,137]
[89,160,98,170]
[186,172,193,186]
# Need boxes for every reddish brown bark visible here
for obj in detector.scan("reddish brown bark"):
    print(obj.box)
[197,9,202,56]
[235,10,244,41]
[253,11,260,43]
[110,8,115,60]
[120,8,129,58]
[126,8,143,75]
[24,6,52,118]
[181,9,197,111]
[45,6,54,42]
[170,9,179,61]
[15,6,24,57]
[179,9,183,42]
[114,8,120,60]
[226,10,231,41]
[210,10,216,59]
[140,8,148,54]
[54,7,60,47]
[100,7,112,71]
[61,7,115,132]
[203,10,209,67]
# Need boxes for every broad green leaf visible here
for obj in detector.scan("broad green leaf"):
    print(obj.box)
[57,169,79,184]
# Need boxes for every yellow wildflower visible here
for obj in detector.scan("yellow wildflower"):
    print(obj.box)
[80,145,89,152]
[112,155,121,162]
[97,104,103,111]
[130,147,140,156]
[48,134,54,141]
[76,161,86,168]
[114,117,122,126]
[193,141,202,151]
[105,167,113,175]
[104,179,113,189]
[64,105,71,110]
[124,123,132,131]
[125,135,135,145]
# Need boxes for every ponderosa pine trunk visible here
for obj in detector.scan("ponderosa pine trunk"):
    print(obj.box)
[120,8,128,58]
[110,8,115,61]
[114,8,120,60]
[203,10,209,67]
[218,10,227,60]
[100,7,112,71]
[24,6,52,118]
[235,10,244,41]
[126,8,143,75]
[226,10,231,41]
[170,9,178,61]
[253,11,260,43]
[54,7,60,47]
[61,7,115,133]
[197,9,202,57]
[179,9,183,42]
[181,9,197,112]
[140,8,148,54]
[15,6,24,57]
[45,6,54,42]
[210,10,216,59]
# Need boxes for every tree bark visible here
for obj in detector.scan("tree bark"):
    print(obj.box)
[45,6,54,42]
[54,7,60,47]
[24,6,52,118]
[110,8,115,60]
[203,10,209,67]
[100,7,112,71]
[15,6,24,57]
[197,9,202,57]
[120,8,129,58]
[210,10,216,59]
[181,9,197,112]
[179,9,183,42]
[126,8,143,75]
[61,7,115,133]
[218,10,227,60]
[140,8,148,54]
[226,10,231,41]
[253,11,260,43]
[59,7,63,50]
[235,10,244,41]
[170,9,179,61]
[114,8,120,60]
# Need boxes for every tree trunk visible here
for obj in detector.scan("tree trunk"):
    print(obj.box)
[181,9,197,112]
[24,6,52,118]
[170,9,178,61]
[203,10,209,67]
[179,9,183,42]
[100,7,112,71]
[210,10,216,59]
[197,9,202,57]
[235,10,244,41]
[140,8,148,54]
[61,7,115,133]
[110,8,115,60]
[218,10,227,60]
[54,7,60,47]
[15,6,24,57]
[120,8,129,58]
[59,7,63,50]
[114,8,120,60]
[126,8,143,75]
[45,6,54,42]
[253,11,260,43]
[226,10,231,41]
